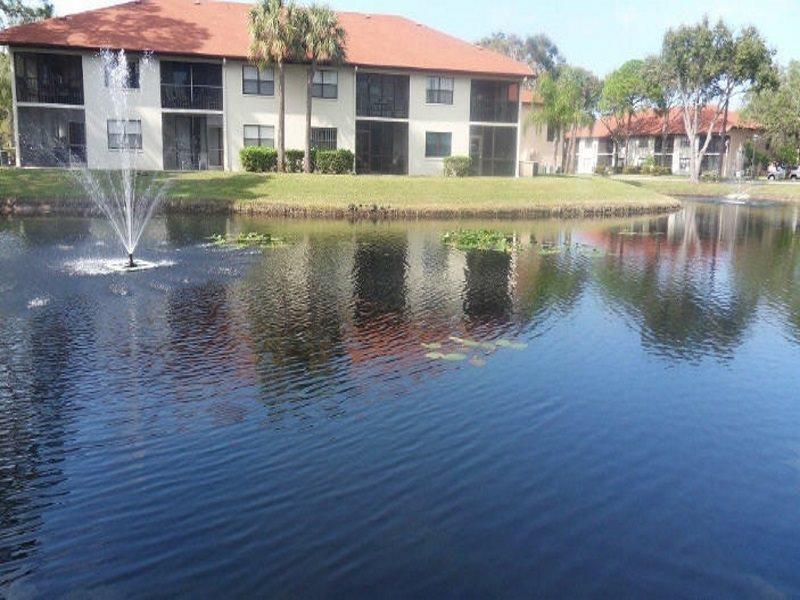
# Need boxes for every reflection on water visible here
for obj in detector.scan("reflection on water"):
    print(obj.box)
[2,202,800,596]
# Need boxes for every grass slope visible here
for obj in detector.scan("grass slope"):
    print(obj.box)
[618,175,800,202]
[0,169,678,217]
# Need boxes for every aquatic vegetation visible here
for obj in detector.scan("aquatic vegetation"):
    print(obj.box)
[537,244,564,256]
[425,351,467,361]
[617,229,665,237]
[210,232,286,248]
[449,336,496,350]
[495,339,528,350]
[442,229,517,252]
[421,342,442,350]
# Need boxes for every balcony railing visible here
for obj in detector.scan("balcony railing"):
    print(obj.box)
[161,84,223,111]
[16,79,84,105]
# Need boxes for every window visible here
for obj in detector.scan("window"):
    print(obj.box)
[470,80,519,123]
[242,65,274,96]
[104,57,140,89]
[426,76,454,104]
[311,127,337,150]
[107,120,142,150]
[244,124,274,147]
[425,132,452,158]
[546,123,557,142]
[313,70,338,99]
[680,136,692,148]
[637,138,648,148]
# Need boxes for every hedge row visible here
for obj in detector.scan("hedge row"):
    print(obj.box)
[239,147,354,174]
[443,156,472,177]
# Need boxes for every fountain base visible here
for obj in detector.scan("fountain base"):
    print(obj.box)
[65,258,175,276]
[127,253,136,269]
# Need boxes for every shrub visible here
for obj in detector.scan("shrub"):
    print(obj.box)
[443,156,472,177]
[240,146,277,172]
[594,165,610,176]
[285,149,305,173]
[315,149,354,174]
[622,164,641,175]
[700,171,719,182]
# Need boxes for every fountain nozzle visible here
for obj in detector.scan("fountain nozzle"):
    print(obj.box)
[127,253,136,269]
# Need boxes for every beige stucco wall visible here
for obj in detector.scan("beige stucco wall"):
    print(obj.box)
[407,72,471,176]
[82,52,164,170]
[518,103,557,174]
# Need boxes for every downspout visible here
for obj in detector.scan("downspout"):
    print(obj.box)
[515,77,524,177]
[222,57,230,170]
[9,48,20,167]
[352,64,358,174]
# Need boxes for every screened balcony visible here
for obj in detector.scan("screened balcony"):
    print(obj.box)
[356,73,409,119]
[14,52,84,105]
[17,106,86,167]
[160,61,223,111]
[470,80,519,123]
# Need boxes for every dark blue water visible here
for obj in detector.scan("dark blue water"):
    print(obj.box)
[2,202,800,598]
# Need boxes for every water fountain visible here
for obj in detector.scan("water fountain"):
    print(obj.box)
[70,49,170,271]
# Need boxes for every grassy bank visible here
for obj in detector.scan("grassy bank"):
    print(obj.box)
[617,175,800,202]
[0,168,679,218]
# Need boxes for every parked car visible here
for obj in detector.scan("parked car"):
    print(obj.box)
[767,164,786,180]
[789,166,800,180]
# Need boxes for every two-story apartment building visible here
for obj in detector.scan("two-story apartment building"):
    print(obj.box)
[569,108,760,176]
[0,0,531,175]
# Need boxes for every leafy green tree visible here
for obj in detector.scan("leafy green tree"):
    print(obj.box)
[1,0,52,28]
[642,55,677,168]
[1,0,54,156]
[661,17,775,182]
[249,0,303,171]
[714,25,776,176]
[528,65,599,172]
[0,52,12,151]
[477,32,564,76]
[744,61,800,158]
[598,59,652,167]
[299,4,345,173]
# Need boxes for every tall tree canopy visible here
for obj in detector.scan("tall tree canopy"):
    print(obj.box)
[598,59,655,165]
[744,61,800,157]
[299,4,345,172]
[477,32,564,76]
[249,0,304,170]
[1,0,52,28]
[661,17,775,182]
[528,65,599,172]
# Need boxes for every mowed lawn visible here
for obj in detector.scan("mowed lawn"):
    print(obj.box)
[0,169,677,215]
[618,175,800,202]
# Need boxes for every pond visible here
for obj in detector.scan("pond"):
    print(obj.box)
[2,201,800,597]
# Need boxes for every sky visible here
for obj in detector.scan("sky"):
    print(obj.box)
[49,0,799,77]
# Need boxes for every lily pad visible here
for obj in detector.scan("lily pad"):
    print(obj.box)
[495,339,528,350]
[425,351,467,362]
[449,336,495,350]
[421,342,443,350]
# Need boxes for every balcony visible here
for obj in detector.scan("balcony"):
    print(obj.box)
[160,61,223,111]
[160,84,223,111]
[14,52,84,105]
[470,80,519,124]
[356,73,409,119]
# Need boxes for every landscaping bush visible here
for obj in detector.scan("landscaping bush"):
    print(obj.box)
[285,149,305,173]
[315,149,354,174]
[622,164,641,175]
[240,146,278,172]
[700,171,719,182]
[594,165,610,176]
[443,156,472,177]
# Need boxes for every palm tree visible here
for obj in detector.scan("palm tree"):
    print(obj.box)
[299,5,345,173]
[249,0,302,171]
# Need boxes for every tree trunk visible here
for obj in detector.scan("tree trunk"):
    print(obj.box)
[304,62,314,173]
[567,123,577,173]
[717,98,730,179]
[660,110,669,170]
[552,129,560,173]
[277,62,286,171]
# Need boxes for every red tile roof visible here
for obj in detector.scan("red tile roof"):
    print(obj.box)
[0,0,532,78]
[572,107,758,138]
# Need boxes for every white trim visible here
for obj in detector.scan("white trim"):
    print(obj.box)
[9,48,20,167]
[17,102,84,110]
[222,57,230,170]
